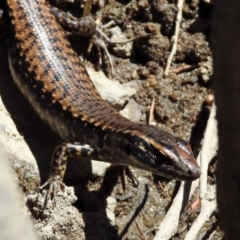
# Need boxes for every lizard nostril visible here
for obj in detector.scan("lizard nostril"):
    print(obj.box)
[188,168,201,179]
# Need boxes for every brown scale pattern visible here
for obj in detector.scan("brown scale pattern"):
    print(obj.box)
[50,6,96,37]
[5,0,201,184]
[7,0,136,134]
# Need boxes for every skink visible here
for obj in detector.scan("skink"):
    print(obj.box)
[2,0,200,196]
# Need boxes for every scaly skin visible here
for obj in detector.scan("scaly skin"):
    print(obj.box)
[3,0,200,195]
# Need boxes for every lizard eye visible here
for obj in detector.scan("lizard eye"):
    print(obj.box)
[125,144,131,155]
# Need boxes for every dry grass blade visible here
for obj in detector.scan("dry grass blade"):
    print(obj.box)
[148,97,155,125]
[135,219,146,240]
[164,0,185,76]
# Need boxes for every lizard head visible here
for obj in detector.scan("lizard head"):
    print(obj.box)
[123,124,200,181]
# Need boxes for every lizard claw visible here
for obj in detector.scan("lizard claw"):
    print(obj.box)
[39,175,65,209]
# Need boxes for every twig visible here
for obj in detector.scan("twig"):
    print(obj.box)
[153,181,190,240]
[185,103,218,240]
[135,219,146,240]
[189,197,201,211]
[156,179,164,191]
[153,103,218,239]
[169,64,198,74]
[164,0,185,76]
[148,97,155,125]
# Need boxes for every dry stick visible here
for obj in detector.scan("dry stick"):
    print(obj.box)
[153,181,192,240]
[135,219,146,240]
[148,97,155,125]
[185,103,218,240]
[189,197,201,210]
[169,64,197,74]
[153,179,201,240]
[153,103,218,240]
[164,0,185,76]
